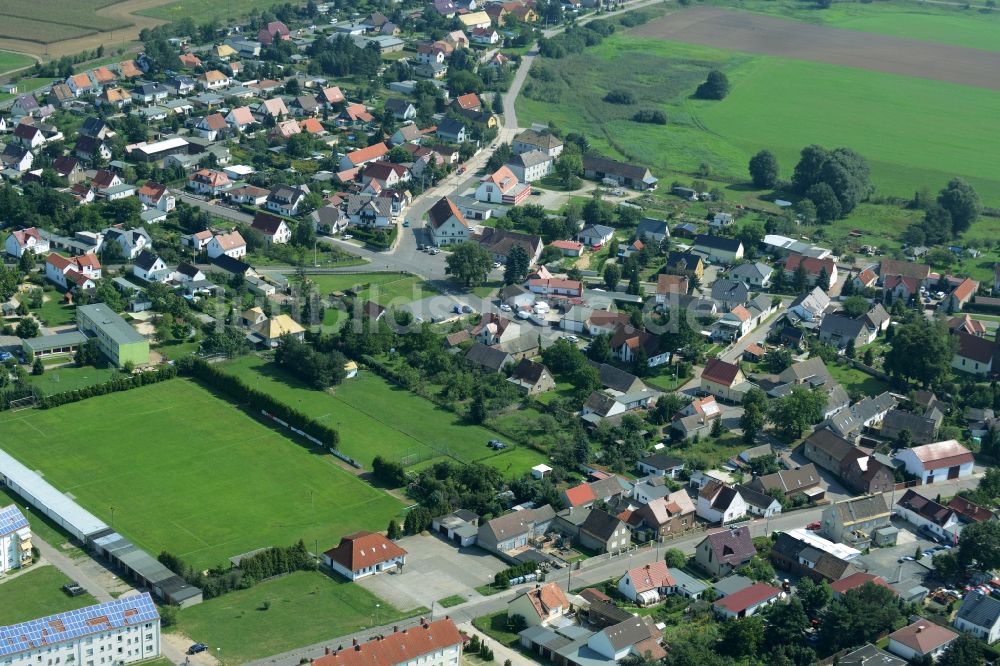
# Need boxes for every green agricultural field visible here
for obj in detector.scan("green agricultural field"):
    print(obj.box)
[0,379,405,570]
[708,0,1000,52]
[517,33,1000,205]
[222,355,547,474]
[137,0,296,25]
[0,565,98,626]
[176,571,418,665]
[0,50,34,75]
[0,0,130,43]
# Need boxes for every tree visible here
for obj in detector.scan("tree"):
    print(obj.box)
[740,387,769,443]
[937,632,986,666]
[763,597,810,649]
[293,219,316,248]
[486,143,512,172]
[762,348,792,373]
[959,520,1000,569]
[938,177,981,237]
[15,317,39,339]
[387,519,402,540]
[18,249,34,273]
[863,347,875,366]
[664,548,686,568]
[695,70,730,100]
[818,583,902,654]
[845,338,856,359]
[841,295,870,318]
[795,578,831,617]
[719,616,764,659]
[806,182,842,222]
[627,271,641,296]
[748,150,779,189]
[555,149,582,189]
[31,357,43,375]
[75,338,101,367]
[768,386,826,440]
[737,556,775,582]
[884,319,956,387]
[793,145,873,218]
[792,261,809,293]
[586,333,611,363]
[445,242,493,286]
[710,416,724,438]
[504,246,530,285]
[603,263,621,291]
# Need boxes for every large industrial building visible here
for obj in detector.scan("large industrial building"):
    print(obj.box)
[0,594,161,666]
[75,303,149,367]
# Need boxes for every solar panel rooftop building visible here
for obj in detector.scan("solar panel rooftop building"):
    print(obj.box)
[0,503,31,573]
[0,593,160,665]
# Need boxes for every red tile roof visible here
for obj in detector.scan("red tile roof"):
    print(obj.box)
[346,142,389,166]
[829,572,894,597]
[314,618,462,666]
[785,254,835,277]
[713,582,780,613]
[856,267,877,286]
[951,277,978,303]
[701,357,741,387]
[454,92,481,110]
[947,496,995,523]
[324,531,407,573]
[564,483,597,508]
[889,620,957,655]
[625,562,675,594]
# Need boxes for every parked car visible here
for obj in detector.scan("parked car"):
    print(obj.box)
[499,304,512,312]
[62,582,85,597]
[806,521,820,531]
[487,439,505,450]
[461,305,473,314]
[188,644,208,655]
[0,351,12,362]
[453,305,463,314]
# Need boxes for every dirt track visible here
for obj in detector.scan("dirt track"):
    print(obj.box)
[632,7,1000,91]
[0,0,172,59]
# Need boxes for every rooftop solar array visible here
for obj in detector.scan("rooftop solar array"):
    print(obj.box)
[0,504,29,537]
[0,593,158,657]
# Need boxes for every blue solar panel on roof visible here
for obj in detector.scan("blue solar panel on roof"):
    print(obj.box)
[0,593,158,656]
[0,504,29,535]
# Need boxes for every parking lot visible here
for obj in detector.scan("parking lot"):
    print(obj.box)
[356,533,506,612]
[853,519,950,596]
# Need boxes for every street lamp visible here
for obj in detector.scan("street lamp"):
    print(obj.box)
[110,506,116,528]
[375,603,380,626]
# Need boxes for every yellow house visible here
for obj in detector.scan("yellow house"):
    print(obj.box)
[215,44,237,59]
[255,314,306,348]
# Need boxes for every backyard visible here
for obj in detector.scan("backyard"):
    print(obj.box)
[221,355,548,475]
[0,378,405,570]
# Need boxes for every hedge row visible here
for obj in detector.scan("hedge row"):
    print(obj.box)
[177,357,340,448]
[39,366,178,409]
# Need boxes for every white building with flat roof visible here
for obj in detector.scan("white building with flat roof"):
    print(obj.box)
[0,594,160,666]
[0,504,31,573]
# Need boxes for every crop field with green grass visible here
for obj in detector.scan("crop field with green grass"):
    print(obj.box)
[27,364,118,396]
[0,565,98,626]
[0,1,130,43]
[0,50,33,75]
[175,571,418,665]
[221,355,547,475]
[707,0,1000,52]
[136,0,295,25]
[308,273,438,307]
[518,33,1000,204]
[0,379,405,570]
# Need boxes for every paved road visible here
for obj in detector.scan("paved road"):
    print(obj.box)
[250,474,979,666]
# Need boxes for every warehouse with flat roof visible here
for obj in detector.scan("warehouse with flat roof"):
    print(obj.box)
[75,303,149,367]
[21,330,88,360]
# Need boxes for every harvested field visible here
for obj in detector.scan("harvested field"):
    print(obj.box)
[632,7,1000,91]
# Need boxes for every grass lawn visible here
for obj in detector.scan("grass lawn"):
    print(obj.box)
[0,78,52,102]
[827,361,891,398]
[0,50,34,75]
[221,355,547,474]
[0,379,405,570]
[471,611,520,647]
[308,273,438,307]
[0,565,98,626]
[706,0,1000,52]
[517,31,1000,205]
[175,571,419,665]
[437,594,466,608]
[154,340,201,361]
[29,295,76,327]
[672,432,746,469]
[27,364,117,396]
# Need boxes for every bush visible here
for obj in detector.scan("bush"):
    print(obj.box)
[40,366,177,409]
[603,89,636,105]
[632,109,667,124]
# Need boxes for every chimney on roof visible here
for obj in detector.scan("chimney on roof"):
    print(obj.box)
[420,617,426,626]
[394,626,398,633]
[325,648,331,655]
[917,626,925,633]
[352,638,358,646]
[354,644,361,652]
[446,615,450,620]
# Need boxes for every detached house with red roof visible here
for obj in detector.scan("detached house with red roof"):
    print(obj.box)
[894,440,974,485]
[700,357,749,403]
[427,197,472,246]
[946,276,978,311]
[952,331,994,376]
[5,227,49,258]
[339,142,389,171]
[188,168,232,196]
[618,561,676,605]
[507,582,570,627]
[888,619,958,662]
[323,531,407,581]
[137,182,175,212]
[476,166,529,205]
[206,230,247,259]
[713,582,782,619]
[45,252,101,290]
[312,618,463,666]
[257,20,290,46]
[784,254,837,287]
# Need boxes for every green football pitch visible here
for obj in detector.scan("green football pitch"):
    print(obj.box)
[0,379,405,570]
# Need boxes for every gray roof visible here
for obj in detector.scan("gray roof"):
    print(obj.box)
[579,224,614,239]
[819,312,867,339]
[601,616,655,651]
[22,330,89,353]
[712,574,754,597]
[668,567,708,596]
[956,590,1000,629]
[635,217,669,239]
[77,303,145,345]
[830,494,889,524]
[464,343,512,372]
[580,508,624,541]
[790,286,830,314]
[711,278,749,304]
[838,644,906,666]
[730,262,772,281]
[736,484,778,511]
[510,149,552,168]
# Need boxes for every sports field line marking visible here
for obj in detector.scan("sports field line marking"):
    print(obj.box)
[6,416,46,437]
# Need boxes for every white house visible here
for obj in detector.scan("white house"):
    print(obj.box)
[894,440,974,485]
[0,504,31,573]
[188,168,232,196]
[251,212,293,244]
[311,618,463,666]
[696,481,748,524]
[713,583,782,619]
[618,561,676,605]
[887,620,957,662]
[132,251,170,283]
[427,197,471,246]
[954,591,1000,644]
[507,583,570,628]
[45,253,101,290]
[322,531,407,581]
[895,489,962,544]
[506,150,553,183]
[0,594,161,666]
[4,227,49,258]
[105,227,151,260]
[206,230,247,259]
